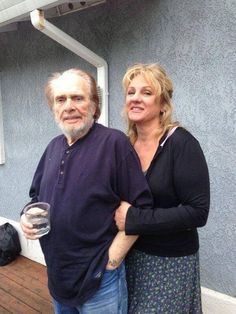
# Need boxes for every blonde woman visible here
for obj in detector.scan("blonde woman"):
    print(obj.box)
[115,63,210,313]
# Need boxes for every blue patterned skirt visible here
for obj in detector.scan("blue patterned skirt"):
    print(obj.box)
[126,250,202,314]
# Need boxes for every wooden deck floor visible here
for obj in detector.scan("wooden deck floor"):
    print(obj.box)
[0,255,53,314]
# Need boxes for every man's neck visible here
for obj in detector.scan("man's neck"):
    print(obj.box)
[66,121,95,146]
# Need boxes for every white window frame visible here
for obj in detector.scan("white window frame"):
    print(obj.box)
[0,74,5,164]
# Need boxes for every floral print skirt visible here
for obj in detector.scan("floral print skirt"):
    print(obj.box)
[126,250,202,314]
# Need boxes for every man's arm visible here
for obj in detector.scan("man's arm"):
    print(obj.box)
[106,137,153,270]
[106,231,138,270]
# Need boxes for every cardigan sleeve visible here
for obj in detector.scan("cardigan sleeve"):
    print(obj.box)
[125,134,210,235]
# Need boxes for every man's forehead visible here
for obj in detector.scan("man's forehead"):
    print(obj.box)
[53,73,89,95]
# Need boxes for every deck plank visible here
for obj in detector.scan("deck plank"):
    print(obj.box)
[0,256,53,314]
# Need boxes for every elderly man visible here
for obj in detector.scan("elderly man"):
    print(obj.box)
[20,68,152,314]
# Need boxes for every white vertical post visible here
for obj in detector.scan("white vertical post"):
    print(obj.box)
[97,65,108,126]
[0,73,5,164]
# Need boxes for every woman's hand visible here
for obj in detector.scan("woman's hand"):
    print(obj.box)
[115,201,131,231]
[20,214,40,240]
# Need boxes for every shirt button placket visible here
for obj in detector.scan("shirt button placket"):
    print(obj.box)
[58,150,70,184]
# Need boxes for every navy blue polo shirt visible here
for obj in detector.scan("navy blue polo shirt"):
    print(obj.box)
[28,123,152,305]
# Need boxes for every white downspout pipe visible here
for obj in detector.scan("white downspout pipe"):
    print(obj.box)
[30,9,108,126]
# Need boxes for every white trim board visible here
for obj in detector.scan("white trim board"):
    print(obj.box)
[0,75,5,164]
[1,216,236,313]
[201,287,236,314]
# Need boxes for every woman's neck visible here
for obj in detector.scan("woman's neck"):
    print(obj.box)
[134,122,163,171]
[135,121,163,144]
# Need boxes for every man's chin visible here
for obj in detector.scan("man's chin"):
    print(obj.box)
[61,126,84,137]
[58,121,81,131]
[55,113,94,141]
[58,122,93,141]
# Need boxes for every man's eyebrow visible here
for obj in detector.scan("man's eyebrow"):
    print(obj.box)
[71,94,84,97]
[54,94,85,99]
[55,94,66,99]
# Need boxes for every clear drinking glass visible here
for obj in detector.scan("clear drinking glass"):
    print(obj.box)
[23,202,50,237]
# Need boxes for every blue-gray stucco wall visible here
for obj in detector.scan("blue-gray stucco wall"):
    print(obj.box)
[0,0,235,297]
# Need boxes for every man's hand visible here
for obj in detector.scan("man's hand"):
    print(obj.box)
[115,201,131,231]
[20,214,40,240]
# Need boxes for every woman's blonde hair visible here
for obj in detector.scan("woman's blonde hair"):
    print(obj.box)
[45,68,101,121]
[122,63,179,144]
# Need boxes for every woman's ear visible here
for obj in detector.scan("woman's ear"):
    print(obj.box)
[160,101,165,114]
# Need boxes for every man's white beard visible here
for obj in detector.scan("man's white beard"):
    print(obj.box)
[55,110,95,142]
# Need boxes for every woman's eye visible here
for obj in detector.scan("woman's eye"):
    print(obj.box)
[144,90,152,95]
[127,91,135,95]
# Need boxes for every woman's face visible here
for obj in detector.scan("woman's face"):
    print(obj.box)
[125,74,162,125]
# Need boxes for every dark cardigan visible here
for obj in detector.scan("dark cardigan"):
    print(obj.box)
[126,127,210,257]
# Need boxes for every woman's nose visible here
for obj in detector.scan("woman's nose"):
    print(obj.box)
[131,92,141,102]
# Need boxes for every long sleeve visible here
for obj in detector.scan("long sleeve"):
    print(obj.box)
[28,150,47,203]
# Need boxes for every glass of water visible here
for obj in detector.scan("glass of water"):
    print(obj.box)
[24,202,51,237]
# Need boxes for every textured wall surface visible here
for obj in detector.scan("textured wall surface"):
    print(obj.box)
[0,0,235,297]
[106,0,236,297]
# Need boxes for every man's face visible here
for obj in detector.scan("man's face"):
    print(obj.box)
[52,73,96,144]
